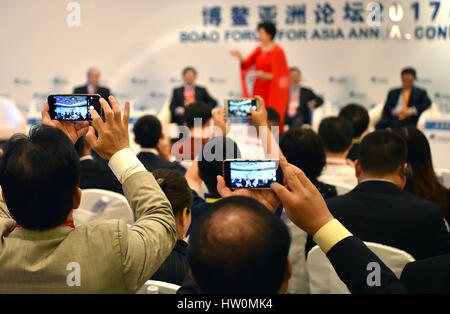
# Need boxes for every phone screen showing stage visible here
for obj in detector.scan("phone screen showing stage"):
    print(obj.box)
[226,99,257,117]
[228,160,278,189]
[48,95,100,121]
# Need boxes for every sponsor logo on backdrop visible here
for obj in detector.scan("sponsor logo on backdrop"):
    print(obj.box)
[53,77,69,86]
[14,78,31,85]
[209,77,226,84]
[179,1,450,43]
[329,76,348,83]
[416,77,432,85]
[370,76,389,84]
[435,92,450,100]
[169,77,183,84]
[131,78,148,85]
[228,91,243,97]
[349,90,368,99]
[149,91,168,99]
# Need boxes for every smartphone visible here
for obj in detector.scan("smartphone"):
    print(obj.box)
[225,98,257,117]
[223,159,281,189]
[47,94,102,121]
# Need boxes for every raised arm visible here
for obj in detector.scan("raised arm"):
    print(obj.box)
[86,96,177,292]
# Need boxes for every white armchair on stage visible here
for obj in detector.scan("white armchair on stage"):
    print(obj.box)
[417,103,440,132]
[369,102,384,130]
[311,101,334,132]
[0,96,27,141]
[307,242,414,294]
[73,189,134,226]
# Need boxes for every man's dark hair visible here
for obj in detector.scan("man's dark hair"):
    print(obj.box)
[266,107,280,126]
[152,169,193,217]
[338,104,370,138]
[0,125,80,230]
[318,117,354,153]
[401,67,416,79]
[289,67,301,74]
[280,127,326,181]
[133,115,162,148]
[182,66,197,76]
[184,102,212,129]
[198,136,241,196]
[257,21,276,40]
[359,130,407,176]
[189,196,291,294]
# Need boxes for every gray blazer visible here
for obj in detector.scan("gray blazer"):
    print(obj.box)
[0,171,177,293]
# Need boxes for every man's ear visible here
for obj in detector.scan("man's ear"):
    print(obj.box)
[355,159,362,178]
[278,257,292,294]
[73,187,82,210]
[1,190,5,202]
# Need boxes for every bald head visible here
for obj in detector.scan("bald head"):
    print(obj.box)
[189,196,291,294]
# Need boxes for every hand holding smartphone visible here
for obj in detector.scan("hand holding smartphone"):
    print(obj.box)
[222,159,281,189]
[47,94,102,121]
[225,98,257,117]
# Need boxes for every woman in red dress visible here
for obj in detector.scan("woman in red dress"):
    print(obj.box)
[230,21,290,130]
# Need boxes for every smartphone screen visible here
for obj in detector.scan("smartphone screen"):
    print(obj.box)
[225,98,257,117]
[47,94,101,121]
[223,159,280,189]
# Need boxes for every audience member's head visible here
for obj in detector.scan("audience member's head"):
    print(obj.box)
[280,127,326,182]
[189,196,291,294]
[393,126,449,212]
[401,67,416,89]
[198,136,241,196]
[357,130,408,187]
[182,67,197,86]
[339,104,370,139]
[87,68,100,88]
[266,107,280,129]
[133,115,162,148]
[0,125,81,230]
[318,117,354,155]
[290,67,301,87]
[257,21,276,42]
[152,169,193,239]
[184,102,212,131]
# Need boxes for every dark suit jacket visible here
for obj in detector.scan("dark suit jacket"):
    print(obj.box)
[79,158,123,194]
[346,142,360,162]
[376,86,431,129]
[73,85,111,101]
[169,86,217,125]
[284,87,323,127]
[307,181,450,260]
[136,151,186,175]
[151,240,189,286]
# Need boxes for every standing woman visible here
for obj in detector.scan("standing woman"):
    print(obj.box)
[230,21,290,130]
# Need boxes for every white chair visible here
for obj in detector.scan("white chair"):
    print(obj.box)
[417,103,440,133]
[136,280,180,294]
[334,182,354,195]
[73,189,134,226]
[368,102,384,130]
[307,242,414,294]
[435,168,450,188]
[0,96,27,140]
[311,101,334,133]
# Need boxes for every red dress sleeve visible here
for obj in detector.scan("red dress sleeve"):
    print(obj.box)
[267,45,290,131]
[240,47,262,97]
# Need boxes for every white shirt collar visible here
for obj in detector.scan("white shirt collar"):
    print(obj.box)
[360,178,396,185]
[140,147,159,155]
[80,155,94,161]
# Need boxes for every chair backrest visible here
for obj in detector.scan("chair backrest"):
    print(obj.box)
[136,280,180,294]
[311,100,334,132]
[73,189,134,225]
[368,102,384,129]
[417,103,440,133]
[435,168,450,188]
[0,96,26,140]
[334,182,354,195]
[307,242,414,294]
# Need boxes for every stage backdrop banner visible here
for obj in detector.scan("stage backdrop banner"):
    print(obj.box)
[1,0,450,116]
